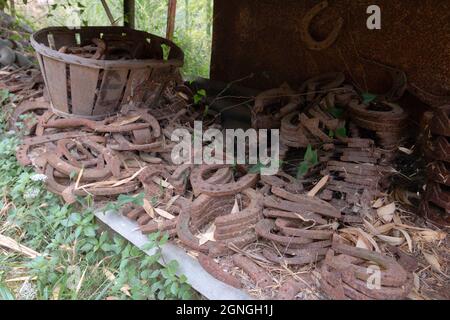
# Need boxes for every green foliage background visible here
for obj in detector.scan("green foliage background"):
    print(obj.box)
[14,0,213,78]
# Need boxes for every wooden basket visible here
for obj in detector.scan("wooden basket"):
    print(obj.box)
[31,27,184,120]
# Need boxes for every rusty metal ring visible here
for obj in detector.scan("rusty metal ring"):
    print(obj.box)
[348,100,407,122]
[320,261,371,300]
[9,99,49,133]
[45,139,112,181]
[262,246,328,266]
[274,218,333,240]
[110,133,163,152]
[330,238,409,287]
[232,255,273,289]
[321,249,413,300]
[271,186,341,219]
[255,219,314,247]
[260,172,303,193]
[300,1,343,51]
[44,165,140,197]
[350,115,407,133]
[43,113,153,133]
[198,253,242,289]
[190,189,262,241]
[190,164,258,197]
[176,199,258,256]
[139,165,172,196]
[301,72,346,92]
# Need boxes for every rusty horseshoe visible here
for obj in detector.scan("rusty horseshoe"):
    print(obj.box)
[300,1,344,51]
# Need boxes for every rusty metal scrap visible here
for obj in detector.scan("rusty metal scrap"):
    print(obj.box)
[419,200,450,228]
[252,85,300,129]
[9,98,49,134]
[300,2,343,51]
[299,72,346,103]
[429,105,450,137]
[274,218,333,240]
[426,162,450,186]
[271,186,341,219]
[256,219,313,248]
[263,247,328,266]
[255,215,332,265]
[260,172,303,194]
[279,80,351,150]
[232,255,273,289]
[214,189,263,240]
[275,278,308,300]
[12,82,196,203]
[425,182,450,212]
[320,237,413,300]
[263,208,327,224]
[58,38,106,60]
[347,100,408,159]
[420,106,450,226]
[190,164,258,197]
[197,253,242,289]
[320,137,393,206]
[176,196,258,257]
[9,64,426,300]
[177,188,263,257]
[425,136,450,163]
[44,110,161,134]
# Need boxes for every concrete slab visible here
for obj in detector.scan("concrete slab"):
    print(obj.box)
[95,211,253,300]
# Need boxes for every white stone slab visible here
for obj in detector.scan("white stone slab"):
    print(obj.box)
[95,211,252,300]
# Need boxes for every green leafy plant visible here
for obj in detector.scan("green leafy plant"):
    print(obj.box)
[328,106,344,119]
[104,192,145,212]
[0,285,15,300]
[335,126,348,138]
[249,159,283,174]
[362,92,377,105]
[297,144,319,178]
[0,108,194,300]
[193,89,206,105]
[0,89,10,105]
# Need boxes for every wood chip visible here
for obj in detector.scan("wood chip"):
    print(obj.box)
[395,227,413,252]
[154,208,175,220]
[112,115,141,126]
[377,202,396,223]
[422,252,442,274]
[142,198,155,218]
[376,234,405,246]
[197,224,216,245]
[151,177,174,189]
[0,234,41,258]
[307,175,329,197]
[165,195,180,210]
[372,198,384,209]
[231,197,240,214]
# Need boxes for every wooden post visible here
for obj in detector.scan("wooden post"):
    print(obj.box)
[166,0,177,40]
[9,0,15,17]
[124,0,135,29]
[101,0,117,26]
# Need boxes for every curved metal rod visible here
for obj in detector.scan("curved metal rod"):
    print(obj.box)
[300,1,344,51]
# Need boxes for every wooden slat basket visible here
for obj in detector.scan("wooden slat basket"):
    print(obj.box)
[31,26,184,120]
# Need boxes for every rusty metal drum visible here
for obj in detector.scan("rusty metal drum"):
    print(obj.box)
[31,26,184,120]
